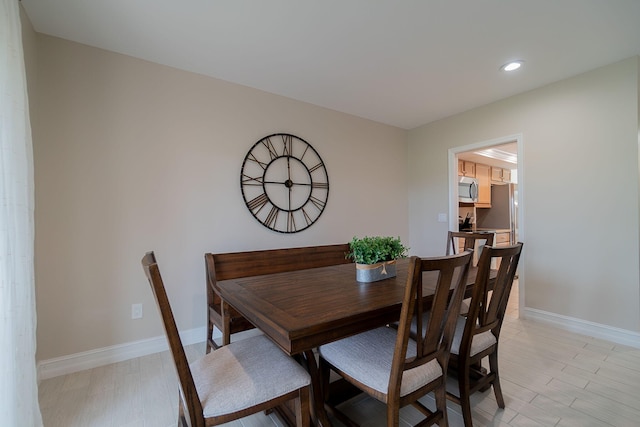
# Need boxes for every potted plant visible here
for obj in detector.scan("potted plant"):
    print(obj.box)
[347,236,409,282]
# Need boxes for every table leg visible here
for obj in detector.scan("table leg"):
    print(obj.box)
[302,349,333,427]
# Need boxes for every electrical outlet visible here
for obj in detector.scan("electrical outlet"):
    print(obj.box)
[131,303,143,319]
[437,213,447,223]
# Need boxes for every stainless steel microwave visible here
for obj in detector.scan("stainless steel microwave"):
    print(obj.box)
[458,176,478,203]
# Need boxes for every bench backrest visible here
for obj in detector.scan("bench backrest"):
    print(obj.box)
[208,243,352,282]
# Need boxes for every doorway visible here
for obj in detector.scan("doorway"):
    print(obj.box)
[448,134,523,317]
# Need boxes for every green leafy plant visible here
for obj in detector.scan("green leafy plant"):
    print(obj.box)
[347,236,409,265]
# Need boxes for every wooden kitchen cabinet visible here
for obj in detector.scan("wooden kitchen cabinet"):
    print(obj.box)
[458,160,476,177]
[475,163,491,208]
[491,167,511,183]
[494,231,511,246]
[493,231,512,269]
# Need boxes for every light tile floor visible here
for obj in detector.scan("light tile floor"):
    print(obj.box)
[39,285,640,426]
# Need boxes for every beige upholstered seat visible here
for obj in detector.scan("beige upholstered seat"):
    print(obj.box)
[319,327,443,398]
[450,317,497,357]
[319,252,473,427]
[142,251,311,427]
[191,334,310,419]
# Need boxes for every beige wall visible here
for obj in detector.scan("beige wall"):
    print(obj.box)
[408,57,640,332]
[22,3,640,361]
[30,35,408,361]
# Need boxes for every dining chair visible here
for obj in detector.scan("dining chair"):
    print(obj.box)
[447,231,495,315]
[446,231,494,258]
[142,251,311,427]
[318,251,473,427]
[445,242,523,427]
[205,244,351,352]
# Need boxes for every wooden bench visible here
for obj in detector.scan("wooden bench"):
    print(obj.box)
[205,243,351,352]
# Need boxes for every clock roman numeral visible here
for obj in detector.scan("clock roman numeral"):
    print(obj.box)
[282,134,292,156]
[300,145,310,161]
[247,193,269,213]
[247,152,268,170]
[265,205,279,228]
[301,207,313,226]
[308,162,324,173]
[287,211,296,232]
[311,181,328,189]
[261,137,279,160]
[309,195,326,210]
[241,174,264,186]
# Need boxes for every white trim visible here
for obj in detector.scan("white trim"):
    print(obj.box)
[523,308,640,349]
[37,326,210,381]
[448,133,525,314]
[37,310,640,383]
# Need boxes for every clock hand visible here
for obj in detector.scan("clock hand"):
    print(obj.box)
[262,180,311,186]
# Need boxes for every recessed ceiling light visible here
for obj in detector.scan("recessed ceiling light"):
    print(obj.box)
[500,60,523,72]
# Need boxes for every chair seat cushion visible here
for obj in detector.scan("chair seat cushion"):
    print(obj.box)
[318,327,442,397]
[450,316,497,356]
[411,313,497,357]
[190,334,310,418]
[459,298,470,316]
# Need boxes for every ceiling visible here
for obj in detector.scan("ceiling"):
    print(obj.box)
[458,143,518,170]
[20,0,640,130]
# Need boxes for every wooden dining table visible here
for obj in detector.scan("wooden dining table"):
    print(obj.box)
[216,257,485,427]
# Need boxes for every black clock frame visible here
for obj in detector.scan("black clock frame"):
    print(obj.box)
[240,133,329,233]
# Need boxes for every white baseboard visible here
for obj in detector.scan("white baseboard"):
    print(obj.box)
[38,311,640,381]
[523,307,640,349]
[37,326,213,381]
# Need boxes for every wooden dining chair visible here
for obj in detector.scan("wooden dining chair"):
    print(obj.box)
[447,231,496,315]
[318,251,473,427]
[142,252,311,427]
[205,244,351,352]
[446,231,494,257]
[445,243,523,427]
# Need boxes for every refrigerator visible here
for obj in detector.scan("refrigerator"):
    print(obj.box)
[475,183,518,244]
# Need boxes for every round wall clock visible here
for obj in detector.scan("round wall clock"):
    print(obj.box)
[240,133,329,233]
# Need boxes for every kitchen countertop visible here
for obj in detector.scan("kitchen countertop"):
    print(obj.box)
[470,228,511,233]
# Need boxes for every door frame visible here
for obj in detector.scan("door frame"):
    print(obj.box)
[448,133,524,315]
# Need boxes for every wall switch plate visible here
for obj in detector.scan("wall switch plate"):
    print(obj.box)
[131,303,143,319]
[438,213,447,222]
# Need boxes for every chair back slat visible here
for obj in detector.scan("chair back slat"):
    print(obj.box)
[142,252,204,427]
[421,264,455,355]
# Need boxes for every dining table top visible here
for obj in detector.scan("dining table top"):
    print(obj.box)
[216,258,482,355]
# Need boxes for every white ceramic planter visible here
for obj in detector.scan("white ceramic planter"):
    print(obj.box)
[355,260,397,283]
